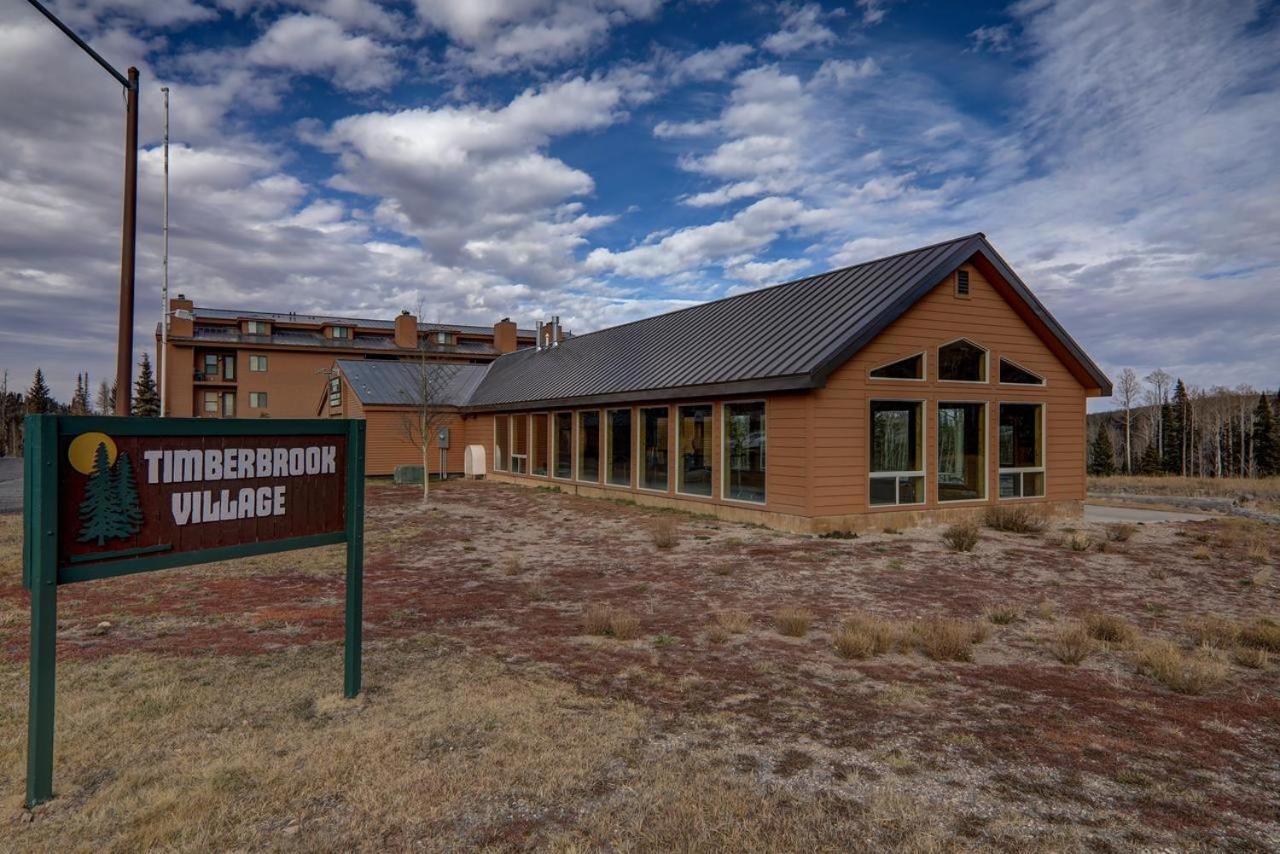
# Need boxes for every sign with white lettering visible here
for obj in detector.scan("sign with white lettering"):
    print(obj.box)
[22,416,366,807]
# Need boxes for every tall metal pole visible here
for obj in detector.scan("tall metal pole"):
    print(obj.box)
[160,87,170,418]
[114,67,140,416]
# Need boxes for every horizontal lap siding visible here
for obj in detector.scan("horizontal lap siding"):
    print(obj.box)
[810,262,1087,516]
[362,408,465,476]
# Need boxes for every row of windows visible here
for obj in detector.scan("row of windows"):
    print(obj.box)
[200,353,269,378]
[493,402,767,504]
[201,391,268,415]
[869,341,1045,386]
[870,400,1045,507]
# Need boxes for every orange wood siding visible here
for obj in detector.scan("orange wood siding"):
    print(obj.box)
[361,408,465,476]
[808,261,1086,516]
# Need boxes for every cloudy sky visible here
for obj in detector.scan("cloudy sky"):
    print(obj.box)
[1,0,1277,407]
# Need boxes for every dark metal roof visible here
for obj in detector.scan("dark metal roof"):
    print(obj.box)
[467,233,1110,410]
[335,359,490,407]
[189,325,500,356]
[192,307,536,337]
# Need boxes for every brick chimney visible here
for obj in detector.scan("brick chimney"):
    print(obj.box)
[394,310,418,348]
[494,318,518,354]
[169,293,194,337]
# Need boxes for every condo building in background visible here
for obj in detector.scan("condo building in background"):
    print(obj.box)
[156,295,537,419]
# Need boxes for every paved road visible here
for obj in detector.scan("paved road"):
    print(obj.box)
[0,457,21,515]
[1083,503,1217,524]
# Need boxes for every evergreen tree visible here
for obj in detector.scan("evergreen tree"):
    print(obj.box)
[1159,401,1177,474]
[1169,379,1189,476]
[113,451,144,535]
[132,353,160,417]
[1137,443,1162,475]
[1088,426,1117,476]
[1253,393,1279,477]
[25,368,54,414]
[70,372,91,415]
[95,380,111,415]
[77,443,129,545]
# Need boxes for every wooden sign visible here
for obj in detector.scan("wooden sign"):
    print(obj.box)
[22,415,366,807]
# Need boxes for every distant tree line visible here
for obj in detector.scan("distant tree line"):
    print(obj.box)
[1088,367,1280,478]
[0,353,160,456]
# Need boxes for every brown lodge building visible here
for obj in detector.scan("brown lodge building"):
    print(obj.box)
[309,233,1111,534]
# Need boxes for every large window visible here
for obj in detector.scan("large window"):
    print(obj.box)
[869,353,924,381]
[640,406,669,491]
[494,415,510,472]
[531,413,548,476]
[724,401,766,504]
[578,411,600,482]
[249,355,268,372]
[677,404,713,496]
[554,412,573,478]
[999,358,1044,386]
[938,339,986,382]
[999,403,1045,498]
[937,402,986,501]
[606,408,632,486]
[511,414,529,474]
[869,400,924,506]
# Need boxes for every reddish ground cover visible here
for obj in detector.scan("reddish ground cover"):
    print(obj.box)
[1,479,1277,848]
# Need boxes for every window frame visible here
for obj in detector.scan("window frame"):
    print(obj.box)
[998,357,1046,387]
[220,391,236,417]
[576,409,602,484]
[936,338,989,385]
[867,398,927,509]
[203,390,218,413]
[245,320,270,335]
[936,399,989,504]
[493,414,510,473]
[552,410,575,480]
[530,412,549,478]
[637,405,671,494]
[248,354,268,372]
[327,377,341,409]
[720,399,767,506]
[675,401,716,499]
[248,391,268,409]
[998,401,1047,501]
[954,268,971,299]
[510,413,529,475]
[604,407,633,488]
[329,325,351,340]
[868,351,926,383]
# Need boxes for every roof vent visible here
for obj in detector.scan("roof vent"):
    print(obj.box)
[955,269,970,297]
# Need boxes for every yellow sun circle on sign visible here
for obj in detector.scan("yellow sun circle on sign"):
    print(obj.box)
[68,432,118,475]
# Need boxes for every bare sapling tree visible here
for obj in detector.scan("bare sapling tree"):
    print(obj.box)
[1115,368,1143,474]
[1144,367,1171,463]
[398,309,461,503]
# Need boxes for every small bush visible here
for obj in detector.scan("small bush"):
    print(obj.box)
[714,610,752,634]
[1063,531,1091,552]
[1105,522,1137,543]
[1251,566,1273,587]
[1135,641,1228,695]
[913,615,986,662]
[651,518,679,550]
[1186,614,1240,649]
[819,529,857,540]
[582,605,641,640]
[1084,612,1136,645]
[710,563,734,577]
[1239,618,1280,653]
[582,604,614,636]
[983,506,1046,534]
[1034,599,1056,621]
[1231,646,1270,669]
[774,607,814,637]
[1191,546,1212,561]
[834,612,905,659]
[501,556,524,576]
[942,521,980,552]
[1048,622,1094,665]
[983,604,1020,626]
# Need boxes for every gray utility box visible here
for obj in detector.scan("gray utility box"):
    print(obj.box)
[437,427,450,449]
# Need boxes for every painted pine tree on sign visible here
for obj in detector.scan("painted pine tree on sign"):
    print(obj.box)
[77,442,135,546]
[114,451,144,535]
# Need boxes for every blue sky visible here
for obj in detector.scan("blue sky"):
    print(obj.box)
[2,0,1278,409]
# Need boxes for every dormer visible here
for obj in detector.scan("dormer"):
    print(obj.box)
[325,324,353,341]
[243,319,271,337]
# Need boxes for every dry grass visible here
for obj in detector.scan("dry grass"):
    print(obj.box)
[1187,614,1240,648]
[983,604,1021,625]
[582,605,642,640]
[832,611,906,659]
[501,555,524,576]
[983,506,1046,534]
[714,610,752,635]
[1104,522,1137,543]
[912,615,987,662]
[773,607,814,638]
[1191,546,1212,561]
[651,517,679,550]
[1089,475,1280,502]
[1084,612,1137,645]
[1238,617,1280,653]
[1231,646,1270,669]
[1047,622,1094,665]
[941,521,979,552]
[1063,531,1092,552]
[1134,641,1229,695]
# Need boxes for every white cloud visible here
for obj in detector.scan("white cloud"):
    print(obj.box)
[969,24,1014,53]
[724,256,811,286]
[246,14,400,90]
[856,0,891,26]
[763,3,837,56]
[810,57,879,88]
[670,42,753,82]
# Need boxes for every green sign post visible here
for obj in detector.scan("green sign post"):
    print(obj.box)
[22,415,366,807]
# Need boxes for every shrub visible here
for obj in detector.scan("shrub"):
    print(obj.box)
[942,521,980,552]
[582,604,614,636]
[1063,532,1091,552]
[913,615,986,662]
[1191,545,1212,561]
[1238,617,1280,653]
[1251,566,1273,587]
[710,563,734,577]
[1105,522,1138,543]
[1034,599,1056,621]
[609,612,642,641]
[1135,641,1228,695]
[581,605,641,640]
[1084,612,1136,645]
[1232,646,1270,669]
[983,604,1020,626]
[651,517,679,550]
[819,529,857,540]
[983,506,1046,534]
[1186,614,1240,649]
[501,556,524,577]
[1048,622,1094,665]
[834,612,905,659]
[714,610,752,634]
[773,607,814,637]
